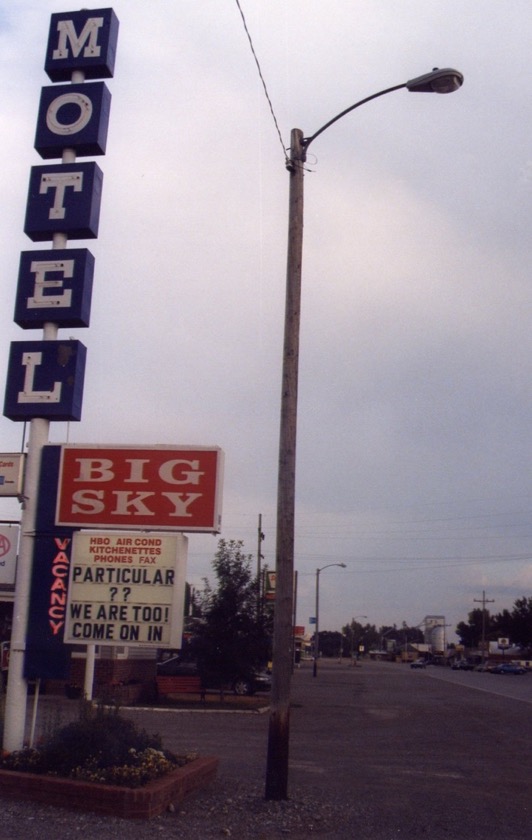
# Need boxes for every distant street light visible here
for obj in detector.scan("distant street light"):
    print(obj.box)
[265,67,464,802]
[313,563,347,677]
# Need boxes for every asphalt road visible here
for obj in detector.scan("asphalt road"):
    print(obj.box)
[19,658,532,838]
[118,657,532,838]
[425,661,532,702]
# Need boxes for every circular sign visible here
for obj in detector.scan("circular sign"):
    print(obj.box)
[0,535,11,557]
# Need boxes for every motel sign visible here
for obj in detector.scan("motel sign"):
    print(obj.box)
[3,8,119,423]
[1,15,224,759]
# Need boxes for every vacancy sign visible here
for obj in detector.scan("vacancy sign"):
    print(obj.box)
[64,531,187,647]
[56,444,224,532]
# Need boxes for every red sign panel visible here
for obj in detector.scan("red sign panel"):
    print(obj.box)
[56,445,224,532]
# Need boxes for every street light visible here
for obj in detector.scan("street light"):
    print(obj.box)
[313,563,347,677]
[265,67,463,802]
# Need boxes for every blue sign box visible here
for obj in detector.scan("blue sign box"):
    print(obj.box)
[35,82,111,159]
[4,340,87,421]
[24,162,103,241]
[25,445,74,681]
[25,533,73,680]
[45,8,119,82]
[14,249,94,329]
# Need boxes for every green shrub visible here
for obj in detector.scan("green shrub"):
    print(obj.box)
[0,700,189,787]
[42,701,162,774]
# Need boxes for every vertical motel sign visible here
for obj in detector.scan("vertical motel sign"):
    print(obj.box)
[4,9,119,422]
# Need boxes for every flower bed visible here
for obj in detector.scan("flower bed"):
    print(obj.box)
[0,755,218,819]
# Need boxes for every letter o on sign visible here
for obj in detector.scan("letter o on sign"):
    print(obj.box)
[46,92,93,135]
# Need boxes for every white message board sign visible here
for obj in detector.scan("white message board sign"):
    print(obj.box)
[64,531,187,647]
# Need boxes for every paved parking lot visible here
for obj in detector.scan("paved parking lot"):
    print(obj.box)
[122,657,532,837]
[16,658,532,838]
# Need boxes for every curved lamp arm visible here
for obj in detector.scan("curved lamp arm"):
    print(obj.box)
[302,68,463,156]
[318,562,347,574]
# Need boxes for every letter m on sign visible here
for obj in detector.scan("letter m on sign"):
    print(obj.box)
[45,8,119,82]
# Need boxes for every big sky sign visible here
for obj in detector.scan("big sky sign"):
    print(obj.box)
[56,445,224,532]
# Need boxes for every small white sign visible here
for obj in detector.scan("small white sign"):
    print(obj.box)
[0,525,19,585]
[64,531,187,648]
[0,454,25,497]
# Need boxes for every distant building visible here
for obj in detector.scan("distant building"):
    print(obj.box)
[424,615,446,654]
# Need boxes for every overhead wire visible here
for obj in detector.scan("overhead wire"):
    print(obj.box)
[233,0,289,166]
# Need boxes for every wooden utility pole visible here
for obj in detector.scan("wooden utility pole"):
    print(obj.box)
[257,513,264,615]
[474,590,494,663]
[265,129,305,801]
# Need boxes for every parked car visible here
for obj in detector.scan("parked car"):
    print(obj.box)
[489,663,527,676]
[451,660,474,671]
[156,655,271,695]
[410,659,427,669]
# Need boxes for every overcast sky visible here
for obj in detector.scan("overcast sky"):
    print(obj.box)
[0,1,530,641]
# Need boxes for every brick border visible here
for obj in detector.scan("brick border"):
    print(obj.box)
[0,756,218,819]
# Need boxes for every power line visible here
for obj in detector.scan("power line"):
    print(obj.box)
[234,0,288,165]
[473,590,495,663]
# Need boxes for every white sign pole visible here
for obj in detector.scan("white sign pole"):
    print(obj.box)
[3,418,49,751]
[84,644,96,700]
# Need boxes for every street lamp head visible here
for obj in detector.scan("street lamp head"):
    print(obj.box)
[318,562,347,573]
[301,68,463,153]
[406,67,464,94]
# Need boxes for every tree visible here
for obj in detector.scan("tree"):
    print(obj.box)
[190,540,272,688]
[377,625,398,651]
[315,630,343,658]
[373,623,424,651]
[400,622,424,645]
[502,597,532,652]
[456,608,495,648]
[457,598,532,653]
[341,621,378,656]
[492,608,513,641]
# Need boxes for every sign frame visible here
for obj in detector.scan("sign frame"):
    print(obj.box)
[4,340,87,422]
[0,455,25,497]
[0,525,19,585]
[55,444,224,532]
[64,531,187,648]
